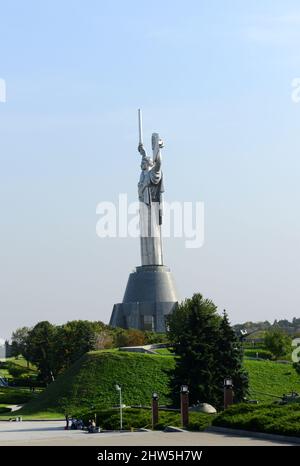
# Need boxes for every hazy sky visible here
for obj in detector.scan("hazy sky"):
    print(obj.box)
[1,1,300,339]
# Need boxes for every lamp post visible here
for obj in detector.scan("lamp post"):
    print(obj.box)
[224,377,234,410]
[91,404,97,426]
[152,392,159,429]
[115,384,123,430]
[180,385,189,428]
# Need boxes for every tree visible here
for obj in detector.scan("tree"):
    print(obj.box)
[167,294,249,409]
[292,318,300,327]
[93,330,114,350]
[215,311,249,405]
[53,320,108,373]
[12,320,110,382]
[264,328,291,359]
[277,319,290,329]
[26,321,57,383]
[144,331,168,345]
[10,327,30,359]
[58,397,78,429]
[167,294,221,407]
[114,328,146,347]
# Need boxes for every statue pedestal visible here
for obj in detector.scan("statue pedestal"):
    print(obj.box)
[110,265,179,332]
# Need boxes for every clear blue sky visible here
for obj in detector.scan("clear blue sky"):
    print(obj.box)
[1,0,300,339]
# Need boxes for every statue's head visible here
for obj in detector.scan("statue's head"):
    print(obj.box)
[141,156,153,171]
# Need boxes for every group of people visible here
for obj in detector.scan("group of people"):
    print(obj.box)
[70,418,84,430]
[87,419,98,433]
[65,417,99,433]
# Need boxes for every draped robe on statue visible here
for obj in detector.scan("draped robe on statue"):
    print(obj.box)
[138,152,164,265]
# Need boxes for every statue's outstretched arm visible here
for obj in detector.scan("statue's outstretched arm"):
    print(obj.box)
[138,143,147,158]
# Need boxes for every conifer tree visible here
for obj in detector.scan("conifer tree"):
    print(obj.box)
[215,311,249,406]
[167,294,249,409]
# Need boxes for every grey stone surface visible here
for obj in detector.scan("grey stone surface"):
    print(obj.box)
[164,426,188,432]
[109,265,179,332]
[110,301,177,332]
[118,344,168,354]
[0,421,296,446]
[123,266,178,303]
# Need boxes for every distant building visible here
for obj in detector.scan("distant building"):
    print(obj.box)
[0,340,12,360]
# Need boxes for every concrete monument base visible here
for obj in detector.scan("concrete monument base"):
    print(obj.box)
[110,265,179,332]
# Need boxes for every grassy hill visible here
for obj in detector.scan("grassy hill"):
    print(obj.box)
[14,350,175,418]
[1,350,299,420]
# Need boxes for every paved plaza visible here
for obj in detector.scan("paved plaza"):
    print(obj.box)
[0,421,296,446]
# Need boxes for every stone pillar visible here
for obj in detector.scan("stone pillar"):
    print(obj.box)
[224,378,234,409]
[152,393,159,429]
[180,386,189,428]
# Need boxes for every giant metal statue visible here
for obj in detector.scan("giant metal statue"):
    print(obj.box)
[137,109,164,266]
[109,110,179,332]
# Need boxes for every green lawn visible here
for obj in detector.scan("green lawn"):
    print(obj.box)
[0,410,64,420]
[0,368,10,379]
[0,356,38,381]
[153,348,174,356]
[6,356,36,370]
[244,359,300,401]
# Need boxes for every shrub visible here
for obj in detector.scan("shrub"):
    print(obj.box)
[244,349,272,360]
[73,407,213,431]
[9,378,44,388]
[6,362,28,378]
[0,388,35,405]
[213,402,300,437]
[0,407,12,414]
[264,329,291,359]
